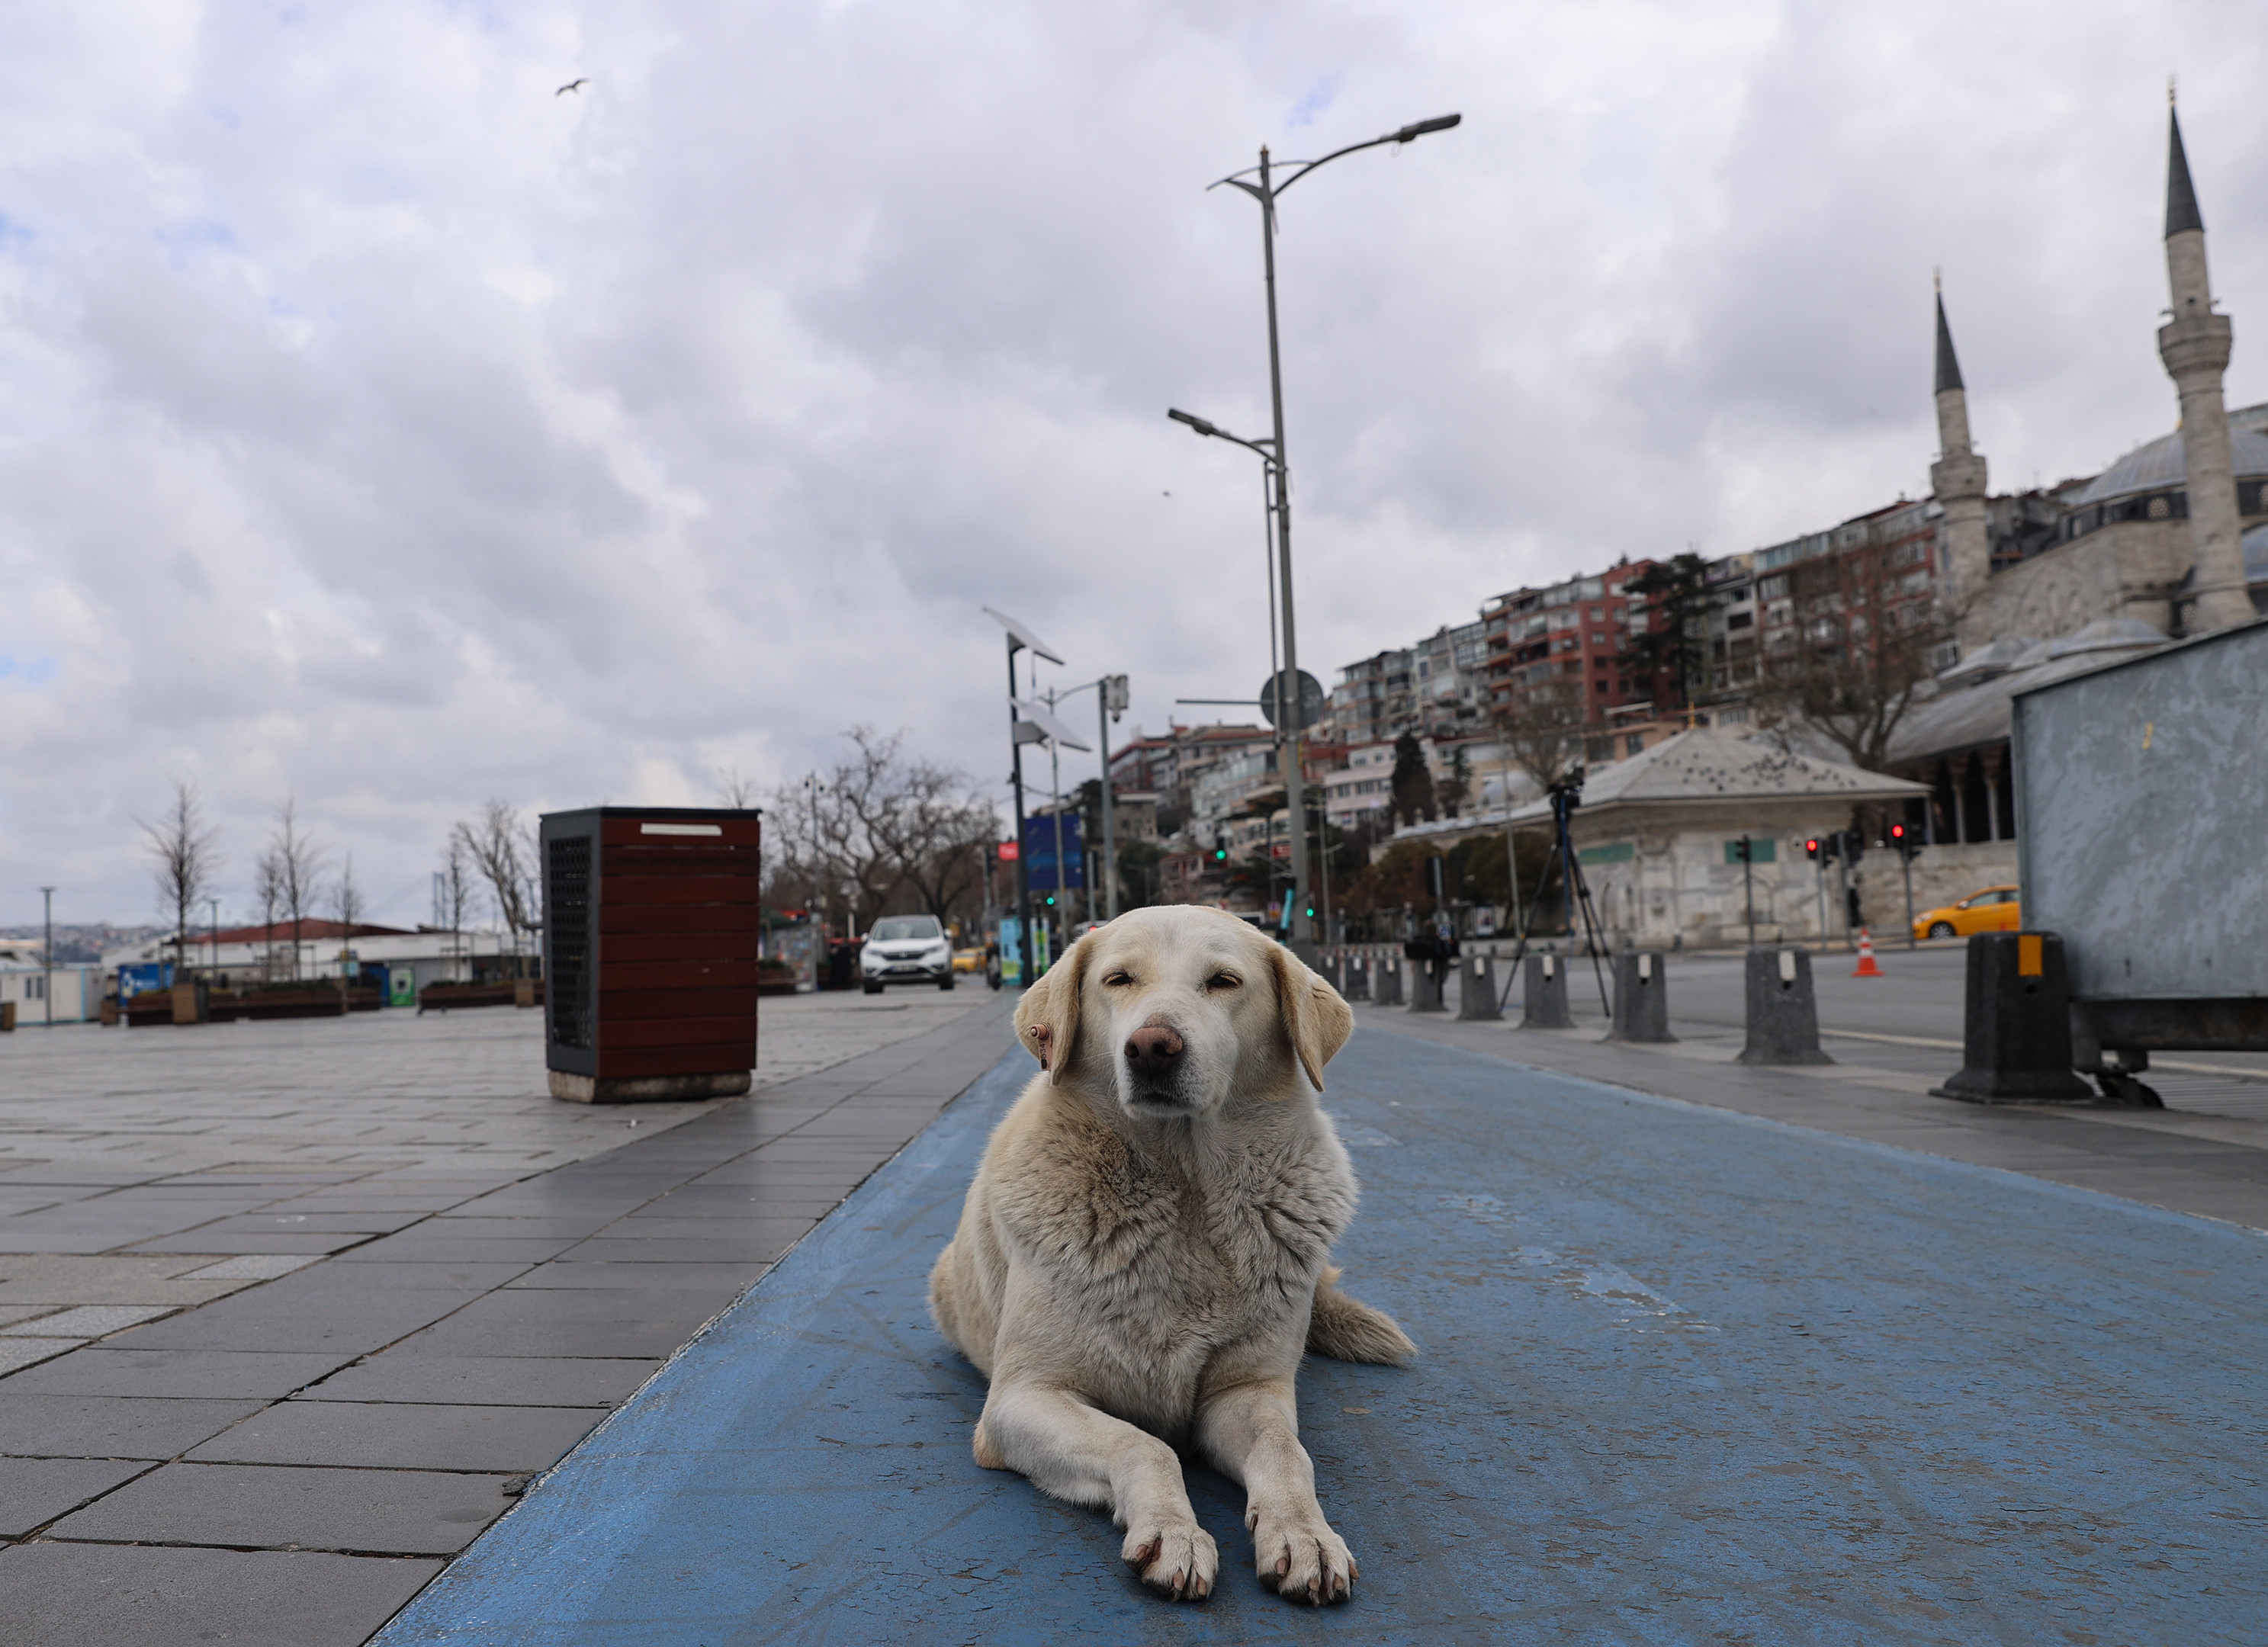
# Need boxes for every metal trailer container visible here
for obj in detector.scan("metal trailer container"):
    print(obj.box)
[2010,618,2268,1098]
[539,805,763,1103]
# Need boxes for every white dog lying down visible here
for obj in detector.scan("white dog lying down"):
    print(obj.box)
[930,906,1413,1605]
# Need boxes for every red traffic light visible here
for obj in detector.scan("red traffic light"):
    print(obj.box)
[1804,838,1821,861]
[1889,823,1907,842]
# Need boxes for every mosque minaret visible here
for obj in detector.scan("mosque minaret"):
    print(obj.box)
[2157,101,2254,632]
[1928,278,1991,621]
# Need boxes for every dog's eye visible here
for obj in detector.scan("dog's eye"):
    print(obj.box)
[1206,972,1241,991]
[1102,971,1134,987]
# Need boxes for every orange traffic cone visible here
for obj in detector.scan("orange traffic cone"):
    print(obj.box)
[1852,928,1884,978]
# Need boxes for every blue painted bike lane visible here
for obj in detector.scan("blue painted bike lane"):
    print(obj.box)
[376,1028,2268,1645]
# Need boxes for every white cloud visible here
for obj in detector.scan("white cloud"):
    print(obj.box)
[1,0,2261,924]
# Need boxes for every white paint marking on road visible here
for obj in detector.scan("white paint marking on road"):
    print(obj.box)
[1335,1122,1402,1148]
[1513,1247,1718,1334]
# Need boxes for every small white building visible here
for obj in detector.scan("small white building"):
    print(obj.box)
[0,943,103,1025]
[1501,729,1928,948]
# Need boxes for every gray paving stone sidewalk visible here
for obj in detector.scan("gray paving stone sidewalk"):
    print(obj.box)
[0,989,1015,1647]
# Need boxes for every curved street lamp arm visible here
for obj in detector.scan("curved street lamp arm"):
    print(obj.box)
[1165,407,1280,468]
[1211,113,1461,200]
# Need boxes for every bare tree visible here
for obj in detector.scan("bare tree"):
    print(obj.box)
[771,729,998,933]
[140,779,222,974]
[1492,686,1592,791]
[1749,539,1953,772]
[714,767,762,809]
[252,849,284,981]
[453,801,539,976]
[435,832,475,982]
[330,854,365,997]
[267,801,325,982]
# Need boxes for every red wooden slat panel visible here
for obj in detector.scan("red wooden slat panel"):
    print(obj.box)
[595,1042,756,1079]
[596,959,761,992]
[599,904,761,936]
[598,1014,757,1049]
[597,987,761,1022]
[598,932,761,963]
[599,875,760,907]
[600,846,761,878]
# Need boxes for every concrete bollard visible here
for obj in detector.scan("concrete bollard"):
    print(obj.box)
[1932,933,2094,1104]
[1374,951,1405,1007]
[1407,956,1445,1013]
[1607,951,1675,1043]
[1457,952,1503,1021]
[1737,947,1833,1065]
[1521,949,1573,1029]
[1342,952,1370,1002]
[1315,952,1342,994]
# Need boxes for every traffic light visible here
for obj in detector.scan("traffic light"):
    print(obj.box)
[1212,834,1229,863]
[1043,892,1056,907]
[1820,833,1841,864]
[1890,822,1921,862]
[1840,828,1865,864]
[1804,838,1821,862]
[1732,834,1752,864]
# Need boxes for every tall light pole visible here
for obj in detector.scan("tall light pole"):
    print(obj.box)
[985,607,1071,986]
[40,886,54,1028]
[1174,112,1460,946]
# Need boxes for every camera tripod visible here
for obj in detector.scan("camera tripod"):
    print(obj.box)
[1496,771,1614,1017]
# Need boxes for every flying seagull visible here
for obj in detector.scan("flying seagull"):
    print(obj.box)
[555,78,589,96]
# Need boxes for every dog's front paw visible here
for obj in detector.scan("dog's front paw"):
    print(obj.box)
[1122,1515,1217,1601]
[1247,1501,1354,1605]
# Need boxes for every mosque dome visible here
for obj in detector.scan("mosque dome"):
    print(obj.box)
[2076,403,2268,506]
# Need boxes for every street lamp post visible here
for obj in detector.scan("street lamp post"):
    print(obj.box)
[986,608,1075,987]
[40,885,54,1028]
[1174,112,1460,946]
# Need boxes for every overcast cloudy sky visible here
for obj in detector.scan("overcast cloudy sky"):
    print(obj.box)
[2,1,2261,929]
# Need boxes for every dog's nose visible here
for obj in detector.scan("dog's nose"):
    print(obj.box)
[1124,1025,1184,1077]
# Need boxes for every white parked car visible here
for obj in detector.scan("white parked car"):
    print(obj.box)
[860,916,955,994]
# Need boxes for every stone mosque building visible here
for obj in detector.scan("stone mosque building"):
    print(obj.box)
[1932,104,2267,650]
[1865,101,2264,897]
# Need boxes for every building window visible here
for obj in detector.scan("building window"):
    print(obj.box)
[1626,734,1644,756]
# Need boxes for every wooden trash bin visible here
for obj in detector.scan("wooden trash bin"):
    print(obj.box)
[539,806,762,1104]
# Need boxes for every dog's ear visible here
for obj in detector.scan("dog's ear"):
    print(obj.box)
[1269,944,1354,1093]
[1013,936,1091,1087]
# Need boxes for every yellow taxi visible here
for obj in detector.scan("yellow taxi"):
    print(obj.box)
[1913,884,2021,942]
[952,946,987,975]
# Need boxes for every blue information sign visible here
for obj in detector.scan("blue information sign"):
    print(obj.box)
[1020,816,1085,891]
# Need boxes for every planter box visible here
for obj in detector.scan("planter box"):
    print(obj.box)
[419,981,545,1013]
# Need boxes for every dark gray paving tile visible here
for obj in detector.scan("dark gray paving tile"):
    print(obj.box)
[0,1540,442,1647]
[49,1460,512,1556]
[303,1354,661,1408]
[0,1456,149,1536]
[334,1231,582,1263]
[503,1260,769,1291]
[175,1211,430,1237]
[105,1289,479,1356]
[422,1214,627,1238]
[597,1215,830,1243]
[384,1288,724,1360]
[0,1349,347,1400]
[0,1395,267,1460]
[638,1186,854,1216]
[186,1399,599,1472]
[230,1260,532,1292]
[558,1232,813,1264]
[123,1231,374,1256]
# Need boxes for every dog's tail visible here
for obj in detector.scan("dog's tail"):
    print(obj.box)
[1306,1266,1416,1365]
